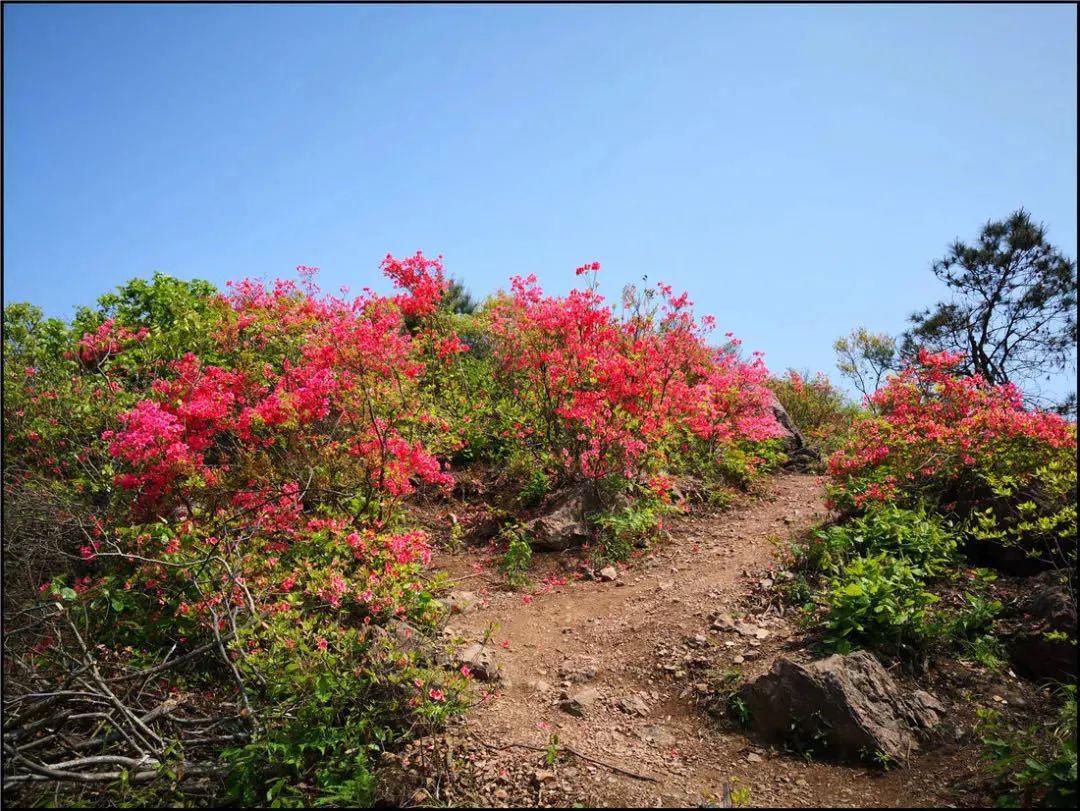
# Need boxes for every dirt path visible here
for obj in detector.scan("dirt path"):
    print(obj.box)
[403,473,975,808]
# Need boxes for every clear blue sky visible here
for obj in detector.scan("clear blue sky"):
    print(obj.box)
[4,3,1077,396]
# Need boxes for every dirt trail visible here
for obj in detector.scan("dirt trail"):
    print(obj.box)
[416,473,971,808]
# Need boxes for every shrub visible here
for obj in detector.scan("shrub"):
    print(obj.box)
[978,685,1077,808]
[2,256,791,802]
[590,490,677,564]
[2,258,467,803]
[499,526,534,590]
[518,468,551,508]
[795,504,957,579]
[816,553,942,656]
[484,265,783,485]
[827,349,1077,572]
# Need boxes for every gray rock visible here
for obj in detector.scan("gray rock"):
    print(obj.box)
[615,694,650,716]
[767,392,820,471]
[598,566,618,582]
[739,651,944,763]
[560,686,601,716]
[457,643,502,682]
[525,482,602,551]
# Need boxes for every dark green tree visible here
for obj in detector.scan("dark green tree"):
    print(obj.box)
[902,209,1077,406]
[439,277,478,315]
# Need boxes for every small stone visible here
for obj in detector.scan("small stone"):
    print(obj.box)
[441,591,479,615]
[599,566,618,582]
[616,694,650,716]
[560,686,601,716]
[746,752,762,763]
[457,643,501,682]
[643,725,677,747]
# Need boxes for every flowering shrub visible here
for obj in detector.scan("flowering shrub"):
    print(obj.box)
[483,265,783,485]
[3,260,470,805]
[827,350,1076,572]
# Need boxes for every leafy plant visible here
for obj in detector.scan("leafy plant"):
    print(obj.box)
[499,526,533,590]
[591,496,673,563]
[977,685,1077,808]
[817,554,941,656]
[518,469,550,508]
[827,350,1076,574]
[771,369,860,457]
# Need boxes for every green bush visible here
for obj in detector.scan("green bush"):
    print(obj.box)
[826,352,1077,577]
[796,505,957,578]
[978,685,1077,808]
[591,491,676,563]
[968,457,1077,582]
[817,554,941,656]
[518,469,551,508]
[770,370,860,458]
[499,526,534,590]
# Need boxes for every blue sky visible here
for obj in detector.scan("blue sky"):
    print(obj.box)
[4,3,1077,397]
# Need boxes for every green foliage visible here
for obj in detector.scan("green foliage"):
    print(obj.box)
[795,505,958,579]
[961,634,1007,671]
[798,508,1009,662]
[499,526,534,590]
[771,369,861,457]
[518,469,550,508]
[711,439,788,489]
[903,209,1077,399]
[968,457,1077,583]
[833,327,898,402]
[977,685,1077,808]
[816,553,941,656]
[591,488,676,564]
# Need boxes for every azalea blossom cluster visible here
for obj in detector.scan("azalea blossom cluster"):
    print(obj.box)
[827,349,1077,510]
[486,268,783,479]
[99,256,459,642]
[71,318,150,365]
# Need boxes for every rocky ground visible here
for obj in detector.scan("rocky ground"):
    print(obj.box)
[380,473,1058,808]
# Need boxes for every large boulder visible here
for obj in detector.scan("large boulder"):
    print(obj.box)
[524,482,601,551]
[1005,571,1077,682]
[767,392,820,471]
[738,651,944,763]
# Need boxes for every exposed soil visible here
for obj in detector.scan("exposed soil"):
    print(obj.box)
[382,472,1052,808]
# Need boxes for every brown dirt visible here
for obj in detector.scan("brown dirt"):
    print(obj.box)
[387,472,1037,807]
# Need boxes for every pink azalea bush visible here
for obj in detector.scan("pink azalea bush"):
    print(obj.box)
[483,264,784,485]
[827,349,1076,568]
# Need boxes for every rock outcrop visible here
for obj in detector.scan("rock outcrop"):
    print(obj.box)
[767,392,820,471]
[524,482,601,551]
[739,651,944,763]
